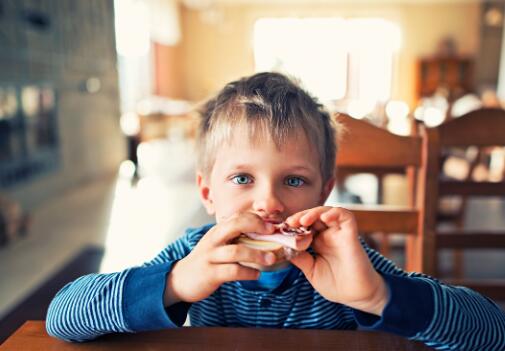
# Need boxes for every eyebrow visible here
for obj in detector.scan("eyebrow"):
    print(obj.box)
[227,164,251,171]
[287,166,318,175]
[286,165,318,174]
[228,164,317,174]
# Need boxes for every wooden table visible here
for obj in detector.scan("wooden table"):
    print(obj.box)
[0,321,433,350]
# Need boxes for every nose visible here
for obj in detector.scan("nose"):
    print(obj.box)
[252,184,284,216]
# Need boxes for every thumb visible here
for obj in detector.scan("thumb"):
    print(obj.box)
[290,251,315,281]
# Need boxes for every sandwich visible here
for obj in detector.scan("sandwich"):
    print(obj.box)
[235,222,313,271]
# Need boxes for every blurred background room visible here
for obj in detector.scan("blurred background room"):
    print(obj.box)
[1,0,505,341]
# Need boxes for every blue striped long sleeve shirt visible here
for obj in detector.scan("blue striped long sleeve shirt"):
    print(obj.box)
[46,223,505,350]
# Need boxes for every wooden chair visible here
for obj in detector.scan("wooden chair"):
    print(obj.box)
[334,113,435,274]
[424,108,505,300]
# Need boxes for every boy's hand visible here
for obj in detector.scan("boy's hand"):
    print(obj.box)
[286,207,388,316]
[164,213,276,306]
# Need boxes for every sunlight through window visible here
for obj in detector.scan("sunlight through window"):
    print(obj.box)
[254,17,401,110]
[254,18,347,102]
[114,0,150,57]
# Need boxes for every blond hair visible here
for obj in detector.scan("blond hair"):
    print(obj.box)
[196,72,337,183]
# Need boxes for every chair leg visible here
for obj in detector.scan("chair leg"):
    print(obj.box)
[451,197,468,278]
[405,236,419,272]
[452,251,464,278]
[379,232,391,258]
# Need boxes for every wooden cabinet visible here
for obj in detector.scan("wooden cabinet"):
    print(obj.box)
[417,56,474,101]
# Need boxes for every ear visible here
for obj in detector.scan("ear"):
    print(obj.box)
[320,177,336,204]
[197,172,215,216]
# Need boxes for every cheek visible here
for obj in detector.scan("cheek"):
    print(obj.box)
[213,192,252,221]
[283,189,322,212]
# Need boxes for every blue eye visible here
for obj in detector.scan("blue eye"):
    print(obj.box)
[285,177,305,187]
[232,175,251,185]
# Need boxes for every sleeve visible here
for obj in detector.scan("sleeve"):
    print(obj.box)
[45,226,209,342]
[351,240,505,351]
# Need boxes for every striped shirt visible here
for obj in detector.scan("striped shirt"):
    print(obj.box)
[46,224,505,350]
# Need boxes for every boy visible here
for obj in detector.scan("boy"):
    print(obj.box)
[47,72,505,350]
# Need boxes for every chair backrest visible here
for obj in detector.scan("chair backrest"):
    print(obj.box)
[425,107,505,299]
[335,113,435,274]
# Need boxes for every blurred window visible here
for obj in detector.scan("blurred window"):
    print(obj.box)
[254,18,401,110]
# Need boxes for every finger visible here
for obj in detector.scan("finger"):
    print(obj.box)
[285,209,311,227]
[293,234,313,251]
[286,208,328,233]
[298,206,332,227]
[311,227,339,253]
[289,251,315,282]
[210,213,275,246]
[310,219,328,233]
[209,244,276,266]
[319,207,357,231]
[215,263,260,282]
[286,207,327,227]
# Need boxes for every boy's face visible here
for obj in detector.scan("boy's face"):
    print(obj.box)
[197,124,335,223]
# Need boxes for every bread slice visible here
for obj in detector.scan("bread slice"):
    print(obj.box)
[235,235,292,271]
[233,223,313,271]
